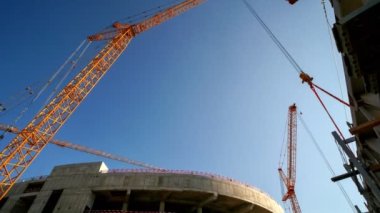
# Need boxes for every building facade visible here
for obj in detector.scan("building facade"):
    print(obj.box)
[330,0,380,211]
[0,162,283,213]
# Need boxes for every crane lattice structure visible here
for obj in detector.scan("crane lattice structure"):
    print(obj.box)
[0,124,162,170]
[278,104,302,213]
[0,0,204,200]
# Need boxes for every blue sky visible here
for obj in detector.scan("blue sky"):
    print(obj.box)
[0,0,365,212]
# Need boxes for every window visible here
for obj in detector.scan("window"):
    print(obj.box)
[42,189,63,213]
[23,181,45,193]
[11,195,36,213]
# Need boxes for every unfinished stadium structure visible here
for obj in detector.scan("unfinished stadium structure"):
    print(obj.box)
[0,162,283,213]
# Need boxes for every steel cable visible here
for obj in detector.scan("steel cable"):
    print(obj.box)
[41,41,92,108]
[242,0,302,74]
[11,40,88,125]
[299,113,356,212]
[119,0,181,24]
[321,0,350,121]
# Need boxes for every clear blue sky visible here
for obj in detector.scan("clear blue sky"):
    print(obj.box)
[0,0,366,212]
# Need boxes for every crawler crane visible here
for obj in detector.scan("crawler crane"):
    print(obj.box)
[279,104,302,213]
[0,0,204,200]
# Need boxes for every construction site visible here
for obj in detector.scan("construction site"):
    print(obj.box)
[0,0,379,212]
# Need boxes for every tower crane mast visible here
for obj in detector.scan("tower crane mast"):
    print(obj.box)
[0,0,204,200]
[279,104,302,213]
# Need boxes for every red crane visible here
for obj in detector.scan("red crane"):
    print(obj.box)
[0,0,204,200]
[278,104,302,213]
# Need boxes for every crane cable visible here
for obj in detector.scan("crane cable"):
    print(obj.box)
[1,41,88,138]
[41,41,92,108]
[0,82,42,117]
[33,40,87,104]
[321,0,349,121]
[307,83,351,163]
[53,139,162,170]
[242,0,352,145]
[12,40,89,126]
[242,0,302,74]
[0,124,163,170]
[0,86,40,139]
[299,113,356,212]
[279,116,289,168]
[13,40,86,125]
[119,0,181,24]
[91,0,182,41]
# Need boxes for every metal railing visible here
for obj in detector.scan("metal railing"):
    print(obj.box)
[19,175,48,183]
[105,169,269,197]
[19,169,277,204]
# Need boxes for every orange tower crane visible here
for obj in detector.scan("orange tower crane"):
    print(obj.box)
[0,0,204,200]
[278,104,302,213]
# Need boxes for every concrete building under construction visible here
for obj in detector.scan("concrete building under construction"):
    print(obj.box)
[329,0,380,211]
[0,162,283,213]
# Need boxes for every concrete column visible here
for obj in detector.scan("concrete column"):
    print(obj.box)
[122,189,131,211]
[233,203,255,213]
[28,191,56,213]
[45,188,92,213]
[122,203,128,211]
[191,193,217,212]
[159,201,165,212]
[0,197,19,212]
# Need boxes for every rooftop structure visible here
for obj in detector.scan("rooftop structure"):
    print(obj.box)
[0,162,283,213]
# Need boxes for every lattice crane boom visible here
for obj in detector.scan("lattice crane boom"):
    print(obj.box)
[0,124,162,170]
[52,139,163,170]
[279,103,302,213]
[287,103,297,188]
[88,0,204,41]
[278,168,290,200]
[290,193,302,213]
[0,0,204,200]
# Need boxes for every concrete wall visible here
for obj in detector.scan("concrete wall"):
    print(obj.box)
[2,162,283,213]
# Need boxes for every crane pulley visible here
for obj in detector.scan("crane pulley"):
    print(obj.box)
[0,0,204,200]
